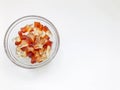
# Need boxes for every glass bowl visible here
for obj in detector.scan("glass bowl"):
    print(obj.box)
[4,15,60,69]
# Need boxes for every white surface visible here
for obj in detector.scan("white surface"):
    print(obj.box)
[0,0,120,90]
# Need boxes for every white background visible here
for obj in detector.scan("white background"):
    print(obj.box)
[0,0,120,90]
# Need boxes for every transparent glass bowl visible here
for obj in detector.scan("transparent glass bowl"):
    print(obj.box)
[4,15,60,69]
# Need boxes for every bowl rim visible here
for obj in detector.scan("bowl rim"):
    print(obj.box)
[4,15,60,69]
